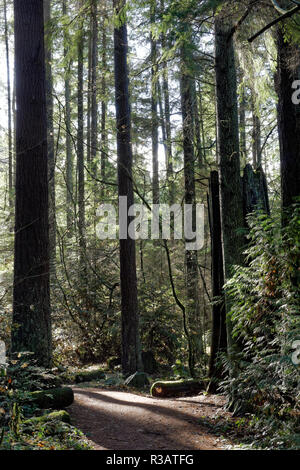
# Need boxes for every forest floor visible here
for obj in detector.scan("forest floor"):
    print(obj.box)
[68,386,237,450]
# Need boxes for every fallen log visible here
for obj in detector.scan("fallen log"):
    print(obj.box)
[75,368,105,383]
[150,379,204,398]
[30,387,74,409]
[23,410,71,428]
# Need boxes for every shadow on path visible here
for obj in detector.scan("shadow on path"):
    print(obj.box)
[68,387,230,450]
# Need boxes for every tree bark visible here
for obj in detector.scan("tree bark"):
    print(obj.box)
[150,0,159,205]
[4,0,13,217]
[238,66,247,167]
[160,0,174,203]
[242,164,270,223]
[180,46,203,372]
[44,0,56,277]
[192,80,203,168]
[276,28,300,219]
[215,14,244,351]
[100,3,107,196]
[12,0,51,367]
[90,0,98,178]
[63,0,73,233]
[113,0,142,375]
[251,91,261,169]
[77,0,86,270]
[207,171,227,387]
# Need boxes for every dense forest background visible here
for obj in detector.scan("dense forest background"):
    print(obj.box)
[0,0,299,451]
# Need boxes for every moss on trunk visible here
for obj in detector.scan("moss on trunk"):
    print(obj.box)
[23,410,70,427]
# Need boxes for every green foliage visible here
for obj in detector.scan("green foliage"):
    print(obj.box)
[0,418,92,450]
[0,353,90,450]
[171,359,189,378]
[221,204,300,449]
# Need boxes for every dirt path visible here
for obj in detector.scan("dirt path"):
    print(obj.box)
[68,387,233,450]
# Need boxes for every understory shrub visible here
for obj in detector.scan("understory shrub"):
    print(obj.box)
[221,203,300,449]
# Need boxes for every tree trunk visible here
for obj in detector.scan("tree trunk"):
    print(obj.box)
[150,0,159,205]
[207,171,227,387]
[44,0,56,277]
[160,0,173,202]
[157,77,167,172]
[215,14,244,351]
[238,66,247,167]
[192,80,203,168]
[180,47,203,373]
[251,91,261,169]
[90,0,98,178]
[276,28,300,219]
[113,0,142,375]
[100,3,107,196]
[12,0,51,367]
[63,0,73,233]
[86,16,92,167]
[242,164,270,223]
[198,81,206,165]
[77,0,86,271]
[4,0,13,218]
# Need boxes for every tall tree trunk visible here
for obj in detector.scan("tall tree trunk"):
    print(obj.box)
[100,3,107,196]
[160,0,173,202]
[251,91,261,169]
[157,77,167,171]
[276,28,300,219]
[150,0,159,205]
[208,171,226,388]
[180,47,203,373]
[242,164,270,222]
[90,0,98,178]
[113,0,142,375]
[238,66,247,167]
[86,16,92,167]
[4,0,13,218]
[77,0,86,270]
[198,81,206,164]
[44,0,56,277]
[12,0,51,367]
[192,80,203,168]
[63,0,73,233]
[215,14,244,351]
[90,0,98,246]
[12,77,16,187]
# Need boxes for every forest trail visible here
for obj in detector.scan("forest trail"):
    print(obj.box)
[68,387,233,450]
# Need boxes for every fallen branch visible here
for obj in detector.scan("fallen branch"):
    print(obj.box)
[248,5,300,42]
